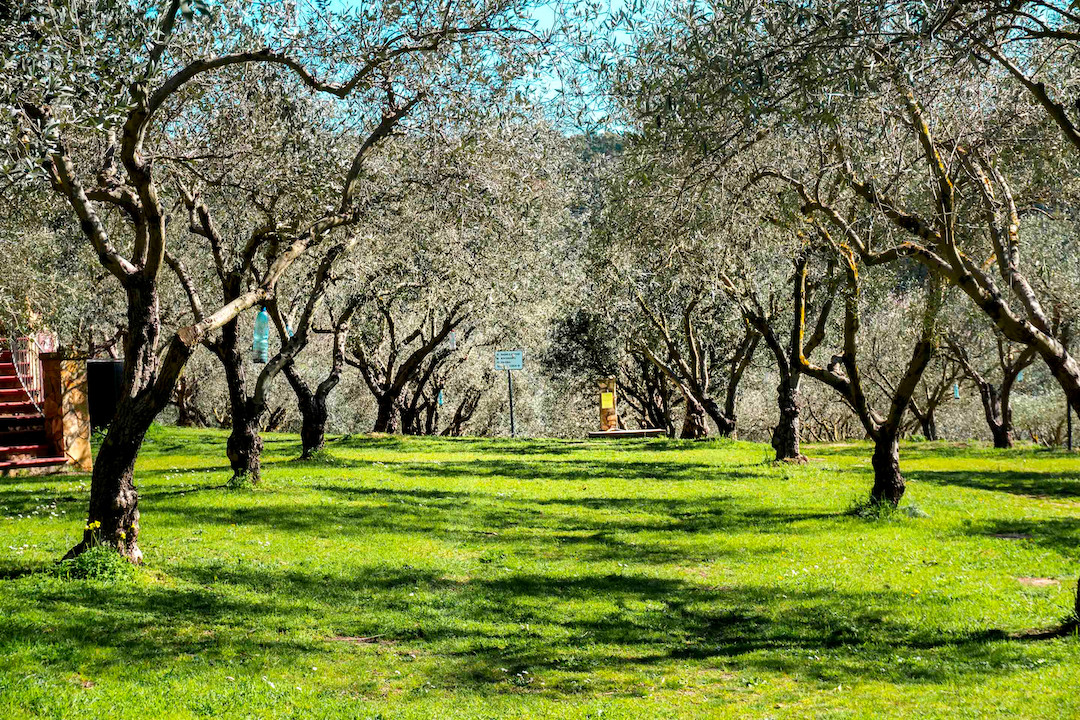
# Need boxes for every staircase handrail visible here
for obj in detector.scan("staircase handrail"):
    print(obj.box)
[5,332,55,414]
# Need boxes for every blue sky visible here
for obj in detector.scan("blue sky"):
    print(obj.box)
[311,0,634,130]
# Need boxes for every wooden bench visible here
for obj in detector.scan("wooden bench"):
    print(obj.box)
[587,428,668,439]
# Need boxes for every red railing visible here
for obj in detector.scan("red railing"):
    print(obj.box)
[7,333,55,411]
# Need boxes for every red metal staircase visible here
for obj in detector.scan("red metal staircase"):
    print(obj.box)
[0,349,66,472]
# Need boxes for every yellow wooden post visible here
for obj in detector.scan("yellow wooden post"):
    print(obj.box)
[598,377,618,432]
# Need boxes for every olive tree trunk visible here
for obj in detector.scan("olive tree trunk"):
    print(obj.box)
[680,395,709,439]
[771,375,804,461]
[66,280,194,561]
[870,433,905,505]
[298,393,329,458]
[66,399,147,562]
[976,382,1016,449]
[283,350,346,459]
[217,319,264,484]
[227,399,264,484]
[919,412,940,441]
[702,398,735,437]
[373,394,399,433]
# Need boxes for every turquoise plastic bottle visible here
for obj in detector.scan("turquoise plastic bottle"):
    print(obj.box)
[252,308,270,363]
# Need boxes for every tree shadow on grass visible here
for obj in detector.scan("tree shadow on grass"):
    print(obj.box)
[960,516,1080,560]
[137,427,298,459]
[144,479,843,555]
[426,572,1020,689]
[248,451,775,493]
[0,560,1043,695]
[387,457,770,484]
[0,455,1066,701]
[4,435,1074,703]
[329,434,584,456]
[906,468,1080,499]
[808,441,1073,462]
[457,436,719,456]
[0,576,334,665]
[327,433,742,458]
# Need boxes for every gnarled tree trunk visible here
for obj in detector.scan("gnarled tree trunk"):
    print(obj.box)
[227,399,264,483]
[284,364,328,458]
[282,297,356,459]
[299,394,329,457]
[989,423,1012,449]
[399,396,423,435]
[67,282,194,561]
[373,394,399,433]
[956,345,1033,450]
[423,398,439,436]
[870,433,905,506]
[67,399,146,562]
[680,395,709,439]
[172,374,207,427]
[702,398,735,437]
[218,318,263,484]
[720,329,759,439]
[978,383,1013,449]
[918,412,939,441]
[771,375,804,461]
[618,357,677,436]
[441,388,481,436]
[727,254,826,463]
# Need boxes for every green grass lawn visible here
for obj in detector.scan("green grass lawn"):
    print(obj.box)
[2,427,1079,718]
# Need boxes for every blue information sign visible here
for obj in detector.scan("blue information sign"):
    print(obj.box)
[494,350,524,371]
[494,350,523,436]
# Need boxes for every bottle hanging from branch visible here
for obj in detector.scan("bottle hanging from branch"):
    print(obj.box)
[252,307,270,364]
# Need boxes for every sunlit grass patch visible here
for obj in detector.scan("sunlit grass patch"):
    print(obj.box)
[1,427,1078,718]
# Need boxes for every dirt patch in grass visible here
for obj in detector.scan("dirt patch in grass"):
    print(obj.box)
[329,635,388,644]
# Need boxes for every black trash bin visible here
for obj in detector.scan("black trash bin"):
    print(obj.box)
[87,358,125,430]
